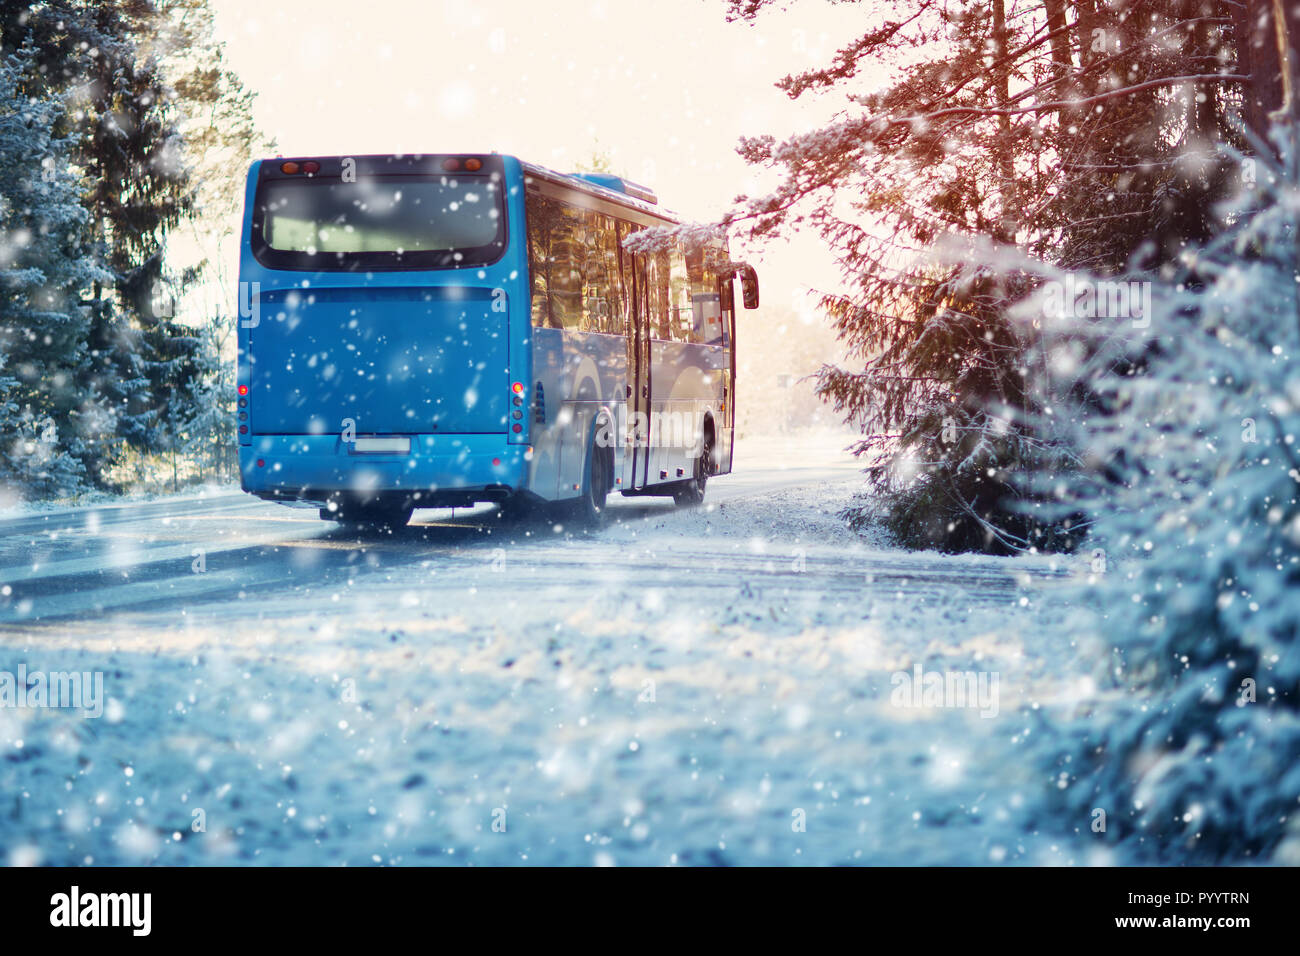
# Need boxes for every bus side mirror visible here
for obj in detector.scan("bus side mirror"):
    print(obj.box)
[737,263,759,309]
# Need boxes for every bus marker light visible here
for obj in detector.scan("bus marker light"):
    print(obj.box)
[302,161,320,174]
[442,158,461,171]
[257,459,265,468]
[280,161,300,174]
[492,458,501,466]
[464,158,482,171]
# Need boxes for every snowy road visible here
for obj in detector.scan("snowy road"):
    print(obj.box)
[0,431,1108,866]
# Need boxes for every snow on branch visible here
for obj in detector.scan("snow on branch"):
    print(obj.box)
[621,221,728,255]
[879,74,1251,127]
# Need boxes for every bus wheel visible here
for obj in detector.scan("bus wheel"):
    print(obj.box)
[574,437,611,527]
[674,432,713,506]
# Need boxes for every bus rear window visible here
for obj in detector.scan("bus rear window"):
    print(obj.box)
[251,175,505,271]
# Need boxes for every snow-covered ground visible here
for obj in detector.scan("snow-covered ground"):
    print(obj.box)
[0,430,1116,865]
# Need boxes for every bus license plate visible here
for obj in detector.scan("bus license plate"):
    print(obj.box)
[351,437,411,455]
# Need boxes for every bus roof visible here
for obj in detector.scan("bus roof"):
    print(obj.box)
[518,159,679,225]
[252,152,681,226]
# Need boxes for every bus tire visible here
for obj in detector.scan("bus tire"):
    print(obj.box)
[574,431,612,527]
[673,429,713,506]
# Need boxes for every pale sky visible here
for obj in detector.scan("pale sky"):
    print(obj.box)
[208,0,878,314]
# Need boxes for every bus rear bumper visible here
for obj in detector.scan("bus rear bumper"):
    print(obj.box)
[239,434,527,508]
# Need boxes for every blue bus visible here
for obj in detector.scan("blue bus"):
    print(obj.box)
[236,153,758,528]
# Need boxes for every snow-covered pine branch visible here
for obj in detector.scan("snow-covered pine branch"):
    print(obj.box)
[1022,129,1300,861]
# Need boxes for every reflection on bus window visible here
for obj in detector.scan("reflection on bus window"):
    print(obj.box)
[647,248,671,341]
[687,243,726,345]
[527,187,729,346]
[528,193,632,335]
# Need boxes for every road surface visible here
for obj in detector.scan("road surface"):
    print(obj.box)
[0,431,1106,866]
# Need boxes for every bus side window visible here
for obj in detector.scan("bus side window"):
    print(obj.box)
[622,221,651,342]
[685,244,724,345]
[600,216,627,336]
[669,244,693,342]
[582,212,622,336]
[550,202,586,331]
[525,190,559,329]
[648,248,672,341]
[526,190,588,331]
[705,241,732,346]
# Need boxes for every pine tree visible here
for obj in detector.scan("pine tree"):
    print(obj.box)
[158,0,273,485]
[0,42,107,498]
[722,0,1251,552]
[178,309,236,482]
[2,0,199,488]
[1029,125,1300,860]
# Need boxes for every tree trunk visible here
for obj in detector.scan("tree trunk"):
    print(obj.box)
[1236,0,1281,144]
[993,0,1016,242]
[1188,12,1218,141]
[1237,0,1300,151]
[1074,0,1099,87]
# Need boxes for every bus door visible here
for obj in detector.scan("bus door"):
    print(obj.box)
[718,273,737,474]
[626,245,653,490]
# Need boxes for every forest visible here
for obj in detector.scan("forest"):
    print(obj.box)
[1,0,266,501]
